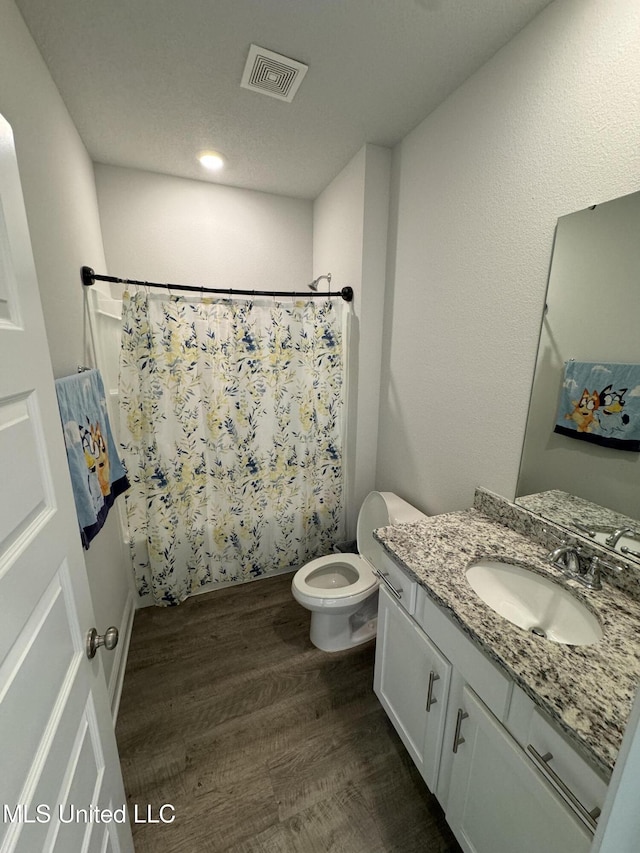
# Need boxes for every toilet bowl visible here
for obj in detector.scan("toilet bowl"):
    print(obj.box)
[292,491,427,652]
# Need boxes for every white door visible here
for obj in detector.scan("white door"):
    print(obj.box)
[0,114,134,853]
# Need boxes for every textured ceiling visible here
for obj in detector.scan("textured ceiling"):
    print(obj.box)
[15,0,553,199]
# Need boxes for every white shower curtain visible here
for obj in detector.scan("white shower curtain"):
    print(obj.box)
[119,289,348,605]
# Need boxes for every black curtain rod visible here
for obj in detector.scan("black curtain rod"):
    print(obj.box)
[81,266,354,302]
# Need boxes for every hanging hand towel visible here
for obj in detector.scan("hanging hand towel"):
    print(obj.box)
[554,361,640,452]
[55,368,129,548]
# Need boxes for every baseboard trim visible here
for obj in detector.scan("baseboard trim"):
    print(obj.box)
[108,589,135,723]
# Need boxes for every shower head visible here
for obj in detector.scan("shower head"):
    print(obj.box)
[308,273,332,292]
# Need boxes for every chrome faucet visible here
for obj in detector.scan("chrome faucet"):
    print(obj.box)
[606,526,636,548]
[545,529,628,590]
[547,542,581,575]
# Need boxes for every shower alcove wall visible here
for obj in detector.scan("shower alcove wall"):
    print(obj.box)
[90,146,391,604]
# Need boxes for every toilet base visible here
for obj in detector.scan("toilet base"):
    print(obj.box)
[309,611,377,652]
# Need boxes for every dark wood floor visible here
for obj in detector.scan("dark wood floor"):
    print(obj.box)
[116,572,462,853]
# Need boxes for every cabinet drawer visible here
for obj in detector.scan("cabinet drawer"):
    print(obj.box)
[373,547,417,614]
[414,585,512,721]
[505,685,608,832]
[527,710,607,833]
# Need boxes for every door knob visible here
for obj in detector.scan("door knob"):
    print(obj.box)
[86,626,119,659]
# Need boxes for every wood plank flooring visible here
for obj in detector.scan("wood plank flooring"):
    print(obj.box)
[115,572,462,853]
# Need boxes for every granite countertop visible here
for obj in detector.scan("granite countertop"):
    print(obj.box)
[375,507,640,777]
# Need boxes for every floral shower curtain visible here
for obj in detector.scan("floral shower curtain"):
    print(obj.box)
[119,289,348,605]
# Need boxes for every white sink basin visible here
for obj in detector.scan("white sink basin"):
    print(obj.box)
[465,558,603,646]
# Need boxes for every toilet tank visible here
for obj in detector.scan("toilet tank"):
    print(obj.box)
[357,491,427,569]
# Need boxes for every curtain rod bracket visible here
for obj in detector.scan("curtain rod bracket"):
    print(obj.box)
[340,286,353,302]
[81,266,96,287]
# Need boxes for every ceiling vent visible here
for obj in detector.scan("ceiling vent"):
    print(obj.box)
[240,44,308,103]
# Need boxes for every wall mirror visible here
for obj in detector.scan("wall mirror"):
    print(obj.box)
[516,188,640,562]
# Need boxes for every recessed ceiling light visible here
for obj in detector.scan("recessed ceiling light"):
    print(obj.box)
[198,151,225,171]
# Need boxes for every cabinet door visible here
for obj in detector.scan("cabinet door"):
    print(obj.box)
[446,686,591,853]
[374,586,451,790]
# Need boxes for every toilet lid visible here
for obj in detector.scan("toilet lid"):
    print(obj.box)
[293,554,377,599]
[356,491,392,567]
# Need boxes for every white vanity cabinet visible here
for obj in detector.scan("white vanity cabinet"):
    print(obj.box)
[374,586,451,790]
[373,564,607,853]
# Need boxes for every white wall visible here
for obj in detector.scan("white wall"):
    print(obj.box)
[94,164,312,290]
[313,144,391,535]
[378,0,640,517]
[0,0,132,695]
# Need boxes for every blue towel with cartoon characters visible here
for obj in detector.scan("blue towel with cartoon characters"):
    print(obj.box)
[554,361,640,452]
[55,369,129,548]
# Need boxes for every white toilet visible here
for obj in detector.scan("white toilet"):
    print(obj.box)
[291,491,427,652]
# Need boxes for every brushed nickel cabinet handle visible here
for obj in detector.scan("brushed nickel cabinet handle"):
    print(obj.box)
[426,671,440,712]
[374,570,403,600]
[452,708,468,753]
[527,745,601,832]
